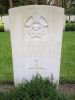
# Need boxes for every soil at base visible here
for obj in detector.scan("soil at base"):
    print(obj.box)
[0,83,75,96]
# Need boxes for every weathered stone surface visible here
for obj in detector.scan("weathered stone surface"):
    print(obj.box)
[9,5,65,85]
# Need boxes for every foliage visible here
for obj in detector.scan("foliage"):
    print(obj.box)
[0,20,4,32]
[12,0,48,6]
[65,22,75,31]
[54,0,75,14]
[0,0,9,14]
[0,75,72,100]
[66,0,75,15]
[0,0,75,15]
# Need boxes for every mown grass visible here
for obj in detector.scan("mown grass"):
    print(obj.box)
[0,31,75,83]
[60,31,75,84]
[0,32,13,82]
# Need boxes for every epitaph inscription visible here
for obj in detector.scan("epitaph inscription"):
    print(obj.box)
[29,60,45,69]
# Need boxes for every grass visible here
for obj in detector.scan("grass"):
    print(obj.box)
[0,76,72,100]
[0,32,13,82]
[0,31,75,83]
[60,31,75,84]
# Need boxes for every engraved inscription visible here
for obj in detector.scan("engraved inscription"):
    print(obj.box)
[29,60,45,69]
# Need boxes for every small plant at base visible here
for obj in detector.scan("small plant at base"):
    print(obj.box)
[0,75,72,100]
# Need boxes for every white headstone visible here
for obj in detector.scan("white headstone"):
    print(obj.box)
[9,5,65,85]
[2,15,10,32]
[66,16,69,21]
[70,15,75,22]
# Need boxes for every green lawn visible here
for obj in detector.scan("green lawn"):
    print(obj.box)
[0,31,75,83]
[0,32,13,82]
[60,31,75,83]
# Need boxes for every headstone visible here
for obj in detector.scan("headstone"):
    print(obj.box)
[66,16,69,21]
[2,15,10,32]
[70,15,75,22]
[66,15,75,22]
[9,5,65,85]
